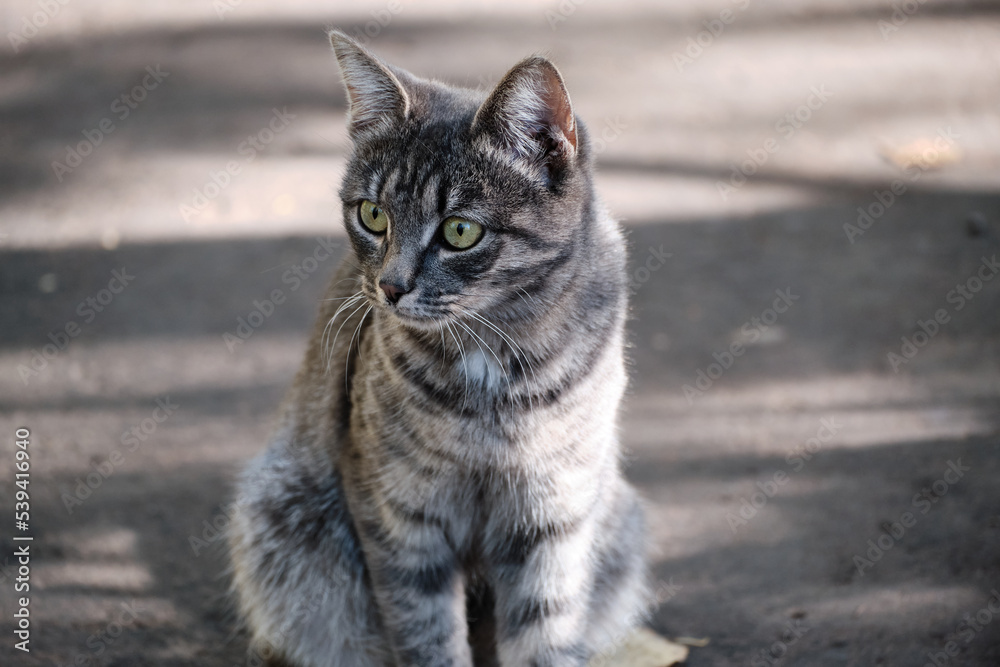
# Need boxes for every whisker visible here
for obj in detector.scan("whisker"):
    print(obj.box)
[323,297,363,369]
[326,292,364,320]
[345,304,373,391]
[438,324,446,371]
[321,304,350,365]
[444,321,470,410]
[325,300,369,376]
[455,320,503,426]
[447,287,550,314]
[321,292,364,365]
[456,317,512,409]
[459,307,537,416]
[454,320,493,387]
[329,277,365,290]
[514,287,543,311]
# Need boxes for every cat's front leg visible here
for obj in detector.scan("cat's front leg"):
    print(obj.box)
[356,511,473,667]
[489,520,598,667]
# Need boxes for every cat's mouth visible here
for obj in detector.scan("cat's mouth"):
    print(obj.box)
[381,301,454,330]
[363,284,462,330]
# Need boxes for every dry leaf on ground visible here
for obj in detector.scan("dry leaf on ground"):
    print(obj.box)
[589,628,690,666]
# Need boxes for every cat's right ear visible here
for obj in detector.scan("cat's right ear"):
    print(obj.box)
[472,56,578,184]
[329,30,410,138]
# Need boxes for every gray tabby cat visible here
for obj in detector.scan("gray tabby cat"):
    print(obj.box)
[227,30,649,667]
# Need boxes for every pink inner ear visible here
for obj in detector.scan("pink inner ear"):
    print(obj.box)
[344,81,364,110]
[540,68,577,151]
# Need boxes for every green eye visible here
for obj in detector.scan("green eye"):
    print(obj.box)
[358,200,388,233]
[441,217,483,250]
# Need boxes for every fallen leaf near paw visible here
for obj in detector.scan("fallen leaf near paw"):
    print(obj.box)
[589,628,691,666]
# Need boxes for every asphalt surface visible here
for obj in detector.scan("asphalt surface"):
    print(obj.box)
[1,1,999,665]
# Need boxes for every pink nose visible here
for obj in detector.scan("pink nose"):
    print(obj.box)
[379,282,406,304]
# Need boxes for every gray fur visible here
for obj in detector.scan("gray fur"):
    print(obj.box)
[228,30,649,667]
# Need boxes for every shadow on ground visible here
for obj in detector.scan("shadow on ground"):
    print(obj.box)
[1,186,999,665]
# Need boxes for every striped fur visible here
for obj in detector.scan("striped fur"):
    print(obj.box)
[228,31,649,667]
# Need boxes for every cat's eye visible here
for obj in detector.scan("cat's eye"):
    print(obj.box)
[358,200,388,234]
[441,217,483,250]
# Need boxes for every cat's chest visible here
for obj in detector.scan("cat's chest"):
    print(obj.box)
[460,346,505,390]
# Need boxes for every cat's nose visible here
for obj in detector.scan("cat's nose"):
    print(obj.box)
[379,281,408,305]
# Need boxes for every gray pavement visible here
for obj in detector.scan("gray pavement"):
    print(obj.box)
[1,1,999,665]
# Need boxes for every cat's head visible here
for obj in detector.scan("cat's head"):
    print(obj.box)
[330,31,595,330]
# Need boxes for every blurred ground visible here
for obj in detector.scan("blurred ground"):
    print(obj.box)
[1,1,999,665]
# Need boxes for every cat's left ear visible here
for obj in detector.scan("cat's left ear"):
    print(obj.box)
[329,30,410,138]
[473,56,578,182]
